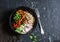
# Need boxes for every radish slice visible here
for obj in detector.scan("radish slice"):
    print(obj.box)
[23,24,32,33]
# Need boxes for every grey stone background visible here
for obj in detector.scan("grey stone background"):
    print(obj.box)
[0,0,60,42]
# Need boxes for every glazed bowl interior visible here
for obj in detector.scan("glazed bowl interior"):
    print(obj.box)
[9,6,38,34]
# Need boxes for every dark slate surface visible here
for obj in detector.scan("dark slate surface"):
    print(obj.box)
[0,0,60,42]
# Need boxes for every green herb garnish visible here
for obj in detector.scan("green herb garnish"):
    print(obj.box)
[13,13,21,22]
[29,33,37,42]
[29,35,33,39]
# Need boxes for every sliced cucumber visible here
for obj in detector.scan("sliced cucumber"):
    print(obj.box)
[15,24,26,34]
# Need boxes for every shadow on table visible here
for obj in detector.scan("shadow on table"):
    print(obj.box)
[2,9,20,36]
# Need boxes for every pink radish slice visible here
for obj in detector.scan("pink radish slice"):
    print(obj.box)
[23,24,32,33]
